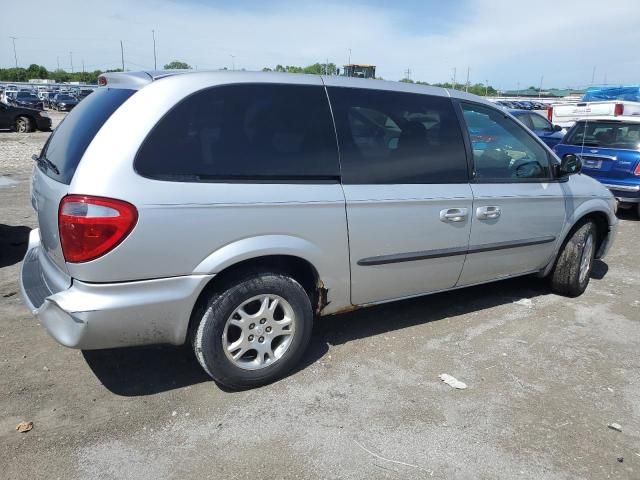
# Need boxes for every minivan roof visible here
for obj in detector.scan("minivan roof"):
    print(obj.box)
[98,70,493,106]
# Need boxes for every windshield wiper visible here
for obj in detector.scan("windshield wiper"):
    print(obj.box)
[32,154,60,175]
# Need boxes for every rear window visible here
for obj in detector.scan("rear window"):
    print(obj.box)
[135,83,339,181]
[565,121,640,150]
[41,88,135,184]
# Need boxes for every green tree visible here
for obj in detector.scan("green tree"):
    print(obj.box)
[164,60,191,70]
[26,64,49,79]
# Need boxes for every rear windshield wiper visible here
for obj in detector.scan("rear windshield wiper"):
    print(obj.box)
[32,154,60,175]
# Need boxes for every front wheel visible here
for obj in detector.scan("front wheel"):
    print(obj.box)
[15,116,33,133]
[550,221,597,297]
[192,273,313,390]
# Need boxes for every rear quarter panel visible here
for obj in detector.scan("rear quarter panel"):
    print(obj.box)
[67,73,352,314]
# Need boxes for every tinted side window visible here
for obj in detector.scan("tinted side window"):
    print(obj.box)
[461,103,552,182]
[327,87,468,184]
[136,84,339,181]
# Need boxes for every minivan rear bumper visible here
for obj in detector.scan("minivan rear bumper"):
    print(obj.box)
[20,229,213,349]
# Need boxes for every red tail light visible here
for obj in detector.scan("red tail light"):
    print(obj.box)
[634,163,640,176]
[59,195,138,263]
[97,76,107,87]
[614,103,624,116]
[547,106,553,122]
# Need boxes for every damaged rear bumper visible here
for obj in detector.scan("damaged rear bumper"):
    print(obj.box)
[20,229,213,349]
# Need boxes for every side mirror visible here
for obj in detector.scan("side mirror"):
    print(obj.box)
[552,124,563,132]
[559,154,582,176]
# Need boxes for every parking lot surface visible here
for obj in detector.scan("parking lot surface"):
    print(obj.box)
[1,118,639,479]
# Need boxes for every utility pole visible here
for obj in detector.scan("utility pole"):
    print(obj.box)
[10,36,18,67]
[56,56,60,71]
[591,66,596,85]
[82,60,85,73]
[152,30,157,70]
[516,81,520,97]
[465,66,470,92]
[120,40,125,71]
[538,75,543,98]
[485,80,489,96]
[70,51,73,73]
[348,48,352,65]
[230,55,235,71]
[452,67,456,90]
[404,68,412,81]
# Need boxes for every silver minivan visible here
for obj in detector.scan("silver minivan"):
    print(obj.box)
[21,71,617,389]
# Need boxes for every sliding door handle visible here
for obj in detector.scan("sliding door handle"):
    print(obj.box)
[440,208,468,223]
[476,205,501,220]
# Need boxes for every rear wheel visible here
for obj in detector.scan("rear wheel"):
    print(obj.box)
[15,116,33,133]
[192,272,313,390]
[550,221,597,297]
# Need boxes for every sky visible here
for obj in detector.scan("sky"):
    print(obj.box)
[1,0,638,90]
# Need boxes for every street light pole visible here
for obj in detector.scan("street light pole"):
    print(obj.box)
[485,80,489,96]
[152,30,157,70]
[10,37,18,67]
[70,51,74,73]
[539,75,544,99]
[230,55,235,71]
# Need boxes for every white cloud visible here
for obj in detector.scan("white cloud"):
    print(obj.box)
[1,0,638,88]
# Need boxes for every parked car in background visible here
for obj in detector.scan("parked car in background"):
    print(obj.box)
[2,89,18,104]
[50,93,79,111]
[10,91,44,110]
[75,88,95,101]
[549,86,640,129]
[510,109,565,148]
[554,118,640,216]
[0,101,51,132]
[20,70,617,390]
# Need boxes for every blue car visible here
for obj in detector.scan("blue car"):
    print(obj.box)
[554,118,640,216]
[509,109,565,148]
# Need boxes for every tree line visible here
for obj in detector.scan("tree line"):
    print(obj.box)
[0,61,498,95]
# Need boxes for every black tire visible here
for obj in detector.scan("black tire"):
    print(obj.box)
[15,116,33,133]
[192,272,313,390]
[550,221,597,297]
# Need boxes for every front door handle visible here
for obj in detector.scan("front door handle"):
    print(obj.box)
[476,205,501,220]
[440,208,468,223]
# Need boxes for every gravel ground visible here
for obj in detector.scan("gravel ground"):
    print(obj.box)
[1,121,639,480]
